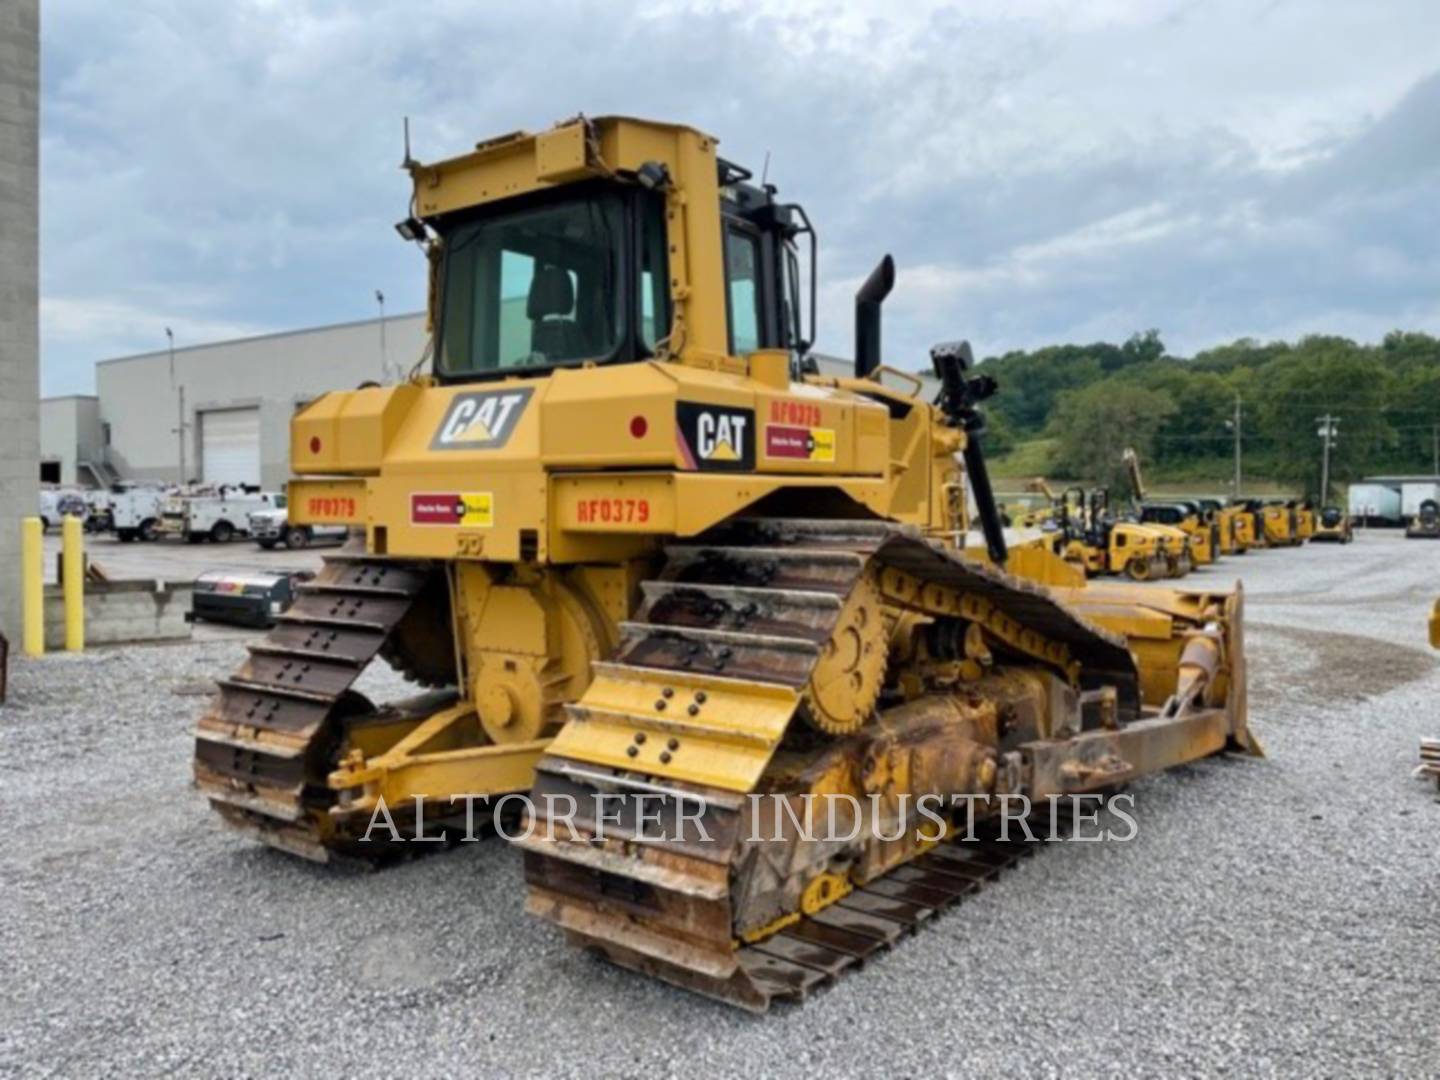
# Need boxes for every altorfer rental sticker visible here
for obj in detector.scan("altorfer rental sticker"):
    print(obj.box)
[410,492,495,527]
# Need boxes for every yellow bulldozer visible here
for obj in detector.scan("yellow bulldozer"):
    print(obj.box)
[192,115,1257,1010]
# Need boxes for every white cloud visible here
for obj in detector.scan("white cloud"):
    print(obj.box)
[36,0,1440,393]
[41,296,265,358]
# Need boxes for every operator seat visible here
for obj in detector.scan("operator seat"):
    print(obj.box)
[528,264,583,361]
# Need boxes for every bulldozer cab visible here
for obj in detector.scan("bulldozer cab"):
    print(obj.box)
[429,156,809,382]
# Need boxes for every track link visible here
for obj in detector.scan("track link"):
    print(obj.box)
[192,543,438,861]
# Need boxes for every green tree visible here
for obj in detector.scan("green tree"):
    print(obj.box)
[1119,329,1166,368]
[1191,337,1292,374]
[1047,381,1177,492]
[1248,337,1393,499]
[1117,362,1232,465]
[982,347,1103,434]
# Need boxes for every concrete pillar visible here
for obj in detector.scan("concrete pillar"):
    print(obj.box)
[0,2,41,642]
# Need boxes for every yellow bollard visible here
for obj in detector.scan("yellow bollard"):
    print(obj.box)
[21,516,43,656]
[62,515,85,652]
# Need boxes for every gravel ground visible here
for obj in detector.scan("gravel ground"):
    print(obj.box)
[2,530,1437,1077]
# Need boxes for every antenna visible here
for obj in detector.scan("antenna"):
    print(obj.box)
[760,150,771,186]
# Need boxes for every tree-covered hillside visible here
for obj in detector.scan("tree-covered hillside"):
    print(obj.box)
[977,330,1440,498]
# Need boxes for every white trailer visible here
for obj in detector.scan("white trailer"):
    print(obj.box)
[1346,482,1402,525]
[158,487,283,543]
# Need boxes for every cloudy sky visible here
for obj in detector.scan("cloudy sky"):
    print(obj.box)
[38,0,1440,395]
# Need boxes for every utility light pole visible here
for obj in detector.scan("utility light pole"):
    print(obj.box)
[1226,394,1242,499]
[1432,421,1438,477]
[376,289,387,381]
[166,327,187,484]
[1316,414,1339,502]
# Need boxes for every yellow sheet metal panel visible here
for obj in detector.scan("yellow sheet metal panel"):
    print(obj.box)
[378,379,544,467]
[754,384,885,475]
[540,363,676,467]
[534,123,590,182]
[554,474,677,534]
[471,585,548,654]
[292,384,422,476]
[409,115,717,222]
[367,471,535,561]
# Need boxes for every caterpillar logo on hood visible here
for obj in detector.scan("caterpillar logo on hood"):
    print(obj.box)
[676,402,755,471]
[431,388,535,451]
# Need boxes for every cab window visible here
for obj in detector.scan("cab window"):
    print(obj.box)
[638,193,670,351]
[439,193,624,374]
[726,227,761,355]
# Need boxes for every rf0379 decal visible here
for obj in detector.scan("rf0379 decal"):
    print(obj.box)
[431,388,534,451]
[675,402,755,471]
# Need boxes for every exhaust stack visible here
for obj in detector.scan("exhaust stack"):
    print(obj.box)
[854,255,895,378]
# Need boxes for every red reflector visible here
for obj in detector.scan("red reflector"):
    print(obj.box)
[309,436,321,454]
[629,416,648,438]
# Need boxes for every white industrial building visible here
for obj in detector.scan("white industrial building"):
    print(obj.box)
[46,313,426,492]
[39,395,106,486]
[44,312,924,495]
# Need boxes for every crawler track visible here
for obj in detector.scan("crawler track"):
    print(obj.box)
[731,821,1045,1002]
[192,544,439,861]
[524,517,1135,1010]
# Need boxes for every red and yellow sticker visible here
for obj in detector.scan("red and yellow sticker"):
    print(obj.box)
[765,424,835,462]
[410,492,494,528]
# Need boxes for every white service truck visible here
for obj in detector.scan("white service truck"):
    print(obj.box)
[158,487,283,543]
[38,489,89,532]
[108,486,168,542]
[248,498,347,550]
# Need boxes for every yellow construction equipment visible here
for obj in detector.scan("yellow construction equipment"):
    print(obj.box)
[1045,487,1168,581]
[1228,499,1267,549]
[1310,505,1353,544]
[1122,449,1217,566]
[1199,498,1252,555]
[1406,498,1440,539]
[1234,498,1300,547]
[193,115,1258,1008]
[1291,500,1316,541]
[1006,478,1059,529]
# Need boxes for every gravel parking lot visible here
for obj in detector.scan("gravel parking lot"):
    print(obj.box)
[3,530,1437,1076]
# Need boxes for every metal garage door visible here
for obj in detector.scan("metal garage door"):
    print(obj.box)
[200,407,260,486]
